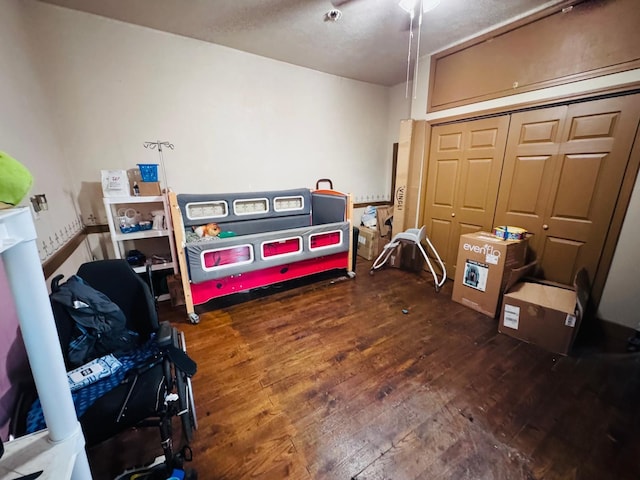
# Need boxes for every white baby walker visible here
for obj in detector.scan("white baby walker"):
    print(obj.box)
[370,226,447,292]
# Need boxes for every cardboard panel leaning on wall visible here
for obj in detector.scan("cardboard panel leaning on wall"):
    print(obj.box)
[405,121,427,233]
[392,120,412,237]
[392,120,428,238]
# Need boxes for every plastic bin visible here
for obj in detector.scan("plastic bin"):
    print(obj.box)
[137,164,159,182]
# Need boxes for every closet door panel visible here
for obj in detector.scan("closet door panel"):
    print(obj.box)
[494,106,567,258]
[538,237,583,286]
[425,124,465,273]
[425,116,509,278]
[458,120,509,232]
[459,158,494,211]
[428,218,453,264]
[546,152,605,238]
[458,222,483,238]
[538,95,640,283]
[506,155,548,214]
[433,159,459,208]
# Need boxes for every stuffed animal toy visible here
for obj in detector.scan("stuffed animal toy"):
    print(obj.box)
[193,222,221,238]
[0,151,33,209]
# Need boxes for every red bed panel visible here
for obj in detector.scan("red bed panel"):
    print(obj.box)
[190,252,349,304]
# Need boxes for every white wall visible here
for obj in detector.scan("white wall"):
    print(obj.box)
[409,48,640,328]
[0,0,87,264]
[28,2,393,224]
[352,82,411,225]
[387,82,413,165]
[0,0,93,438]
[598,178,640,330]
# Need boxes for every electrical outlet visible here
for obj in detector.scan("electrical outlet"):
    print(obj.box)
[30,201,40,220]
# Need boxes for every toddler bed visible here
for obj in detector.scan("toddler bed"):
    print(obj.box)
[169,187,354,323]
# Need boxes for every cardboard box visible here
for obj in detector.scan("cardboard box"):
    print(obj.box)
[137,181,162,196]
[167,274,186,307]
[452,231,528,317]
[392,120,412,238]
[376,206,394,238]
[357,227,379,260]
[499,269,589,355]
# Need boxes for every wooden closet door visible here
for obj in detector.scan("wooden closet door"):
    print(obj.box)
[424,116,510,278]
[493,106,567,261]
[538,95,640,285]
[495,94,640,285]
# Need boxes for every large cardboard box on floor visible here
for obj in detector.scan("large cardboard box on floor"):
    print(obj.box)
[499,269,589,355]
[357,227,379,260]
[452,231,528,317]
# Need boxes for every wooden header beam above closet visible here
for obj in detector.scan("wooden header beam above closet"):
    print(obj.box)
[427,0,640,112]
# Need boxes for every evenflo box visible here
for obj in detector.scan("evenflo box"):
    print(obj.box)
[499,269,589,355]
[452,232,527,317]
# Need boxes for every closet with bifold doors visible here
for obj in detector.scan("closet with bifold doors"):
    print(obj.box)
[424,115,510,279]
[422,93,640,301]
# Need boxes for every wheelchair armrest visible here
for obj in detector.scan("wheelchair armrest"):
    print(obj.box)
[156,321,198,377]
[157,321,173,348]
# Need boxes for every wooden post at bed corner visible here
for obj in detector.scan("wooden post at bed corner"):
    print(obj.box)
[168,190,197,322]
[346,192,355,277]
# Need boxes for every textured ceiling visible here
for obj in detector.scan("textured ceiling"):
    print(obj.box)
[38,0,566,86]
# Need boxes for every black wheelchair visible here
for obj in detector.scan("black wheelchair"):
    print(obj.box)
[11,260,198,479]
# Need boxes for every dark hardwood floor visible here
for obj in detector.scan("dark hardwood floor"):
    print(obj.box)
[88,258,640,479]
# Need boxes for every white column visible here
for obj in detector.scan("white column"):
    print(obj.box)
[1,208,92,480]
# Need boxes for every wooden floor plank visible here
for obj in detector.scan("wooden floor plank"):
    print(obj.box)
[86,259,640,480]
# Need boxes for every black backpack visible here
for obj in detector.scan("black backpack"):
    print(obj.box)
[50,275,140,368]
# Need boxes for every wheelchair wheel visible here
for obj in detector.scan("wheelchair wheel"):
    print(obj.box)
[176,331,197,443]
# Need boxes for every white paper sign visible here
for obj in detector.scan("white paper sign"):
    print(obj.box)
[101,169,130,197]
[503,304,520,330]
[486,253,500,265]
[565,314,577,328]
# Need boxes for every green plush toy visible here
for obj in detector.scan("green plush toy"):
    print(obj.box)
[0,151,33,209]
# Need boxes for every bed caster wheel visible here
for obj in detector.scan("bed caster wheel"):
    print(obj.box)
[188,313,200,324]
[435,286,441,293]
[347,271,356,279]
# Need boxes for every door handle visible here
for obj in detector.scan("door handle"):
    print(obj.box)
[543,224,549,230]
[451,213,456,217]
